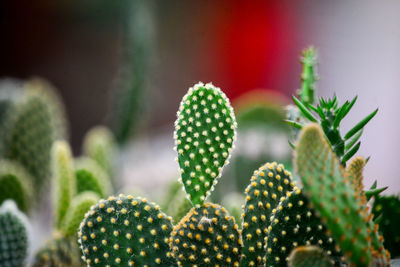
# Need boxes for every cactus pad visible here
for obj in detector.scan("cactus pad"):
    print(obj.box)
[79,194,176,266]
[288,246,333,267]
[295,124,372,266]
[174,82,237,206]
[241,162,295,266]
[265,189,342,266]
[0,200,30,267]
[169,202,242,267]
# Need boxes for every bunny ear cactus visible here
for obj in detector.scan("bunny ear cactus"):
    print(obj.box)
[0,200,30,267]
[0,159,33,213]
[241,162,295,266]
[79,194,177,266]
[169,202,242,267]
[174,82,237,206]
[288,246,333,267]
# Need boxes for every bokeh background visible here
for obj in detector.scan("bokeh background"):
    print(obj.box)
[1,0,399,195]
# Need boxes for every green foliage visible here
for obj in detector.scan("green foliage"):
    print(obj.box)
[288,246,334,267]
[52,141,76,229]
[0,79,23,132]
[0,159,33,212]
[0,79,67,197]
[32,234,85,267]
[299,47,318,106]
[0,200,30,267]
[60,191,100,237]
[75,157,112,198]
[83,125,116,178]
[265,189,342,266]
[79,194,176,266]
[169,202,242,267]
[174,82,237,206]
[241,162,295,266]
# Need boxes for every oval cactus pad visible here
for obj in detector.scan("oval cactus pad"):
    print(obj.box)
[174,82,237,206]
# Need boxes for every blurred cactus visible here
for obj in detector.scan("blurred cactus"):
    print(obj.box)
[0,200,30,267]
[32,234,85,267]
[0,159,33,213]
[221,192,244,227]
[0,79,23,131]
[169,203,242,267]
[288,246,333,267]
[298,47,318,106]
[79,194,176,266]
[162,182,192,223]
[0,78,67,199]
[75,157,112,198]
[174,82,237,206]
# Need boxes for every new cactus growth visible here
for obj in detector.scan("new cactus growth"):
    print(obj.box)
[169,202,242,267]
[0,200,30,267]
[0,159,33,212]
[288,246,333,267]
[78,194,176,266]
[265,189,342,266]
[174,82,237,206]
[241,162,295,266]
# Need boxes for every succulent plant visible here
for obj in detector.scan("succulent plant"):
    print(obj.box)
[288,246,333,267]
[79,194,176,266]
[298,47,318,107]
[0,200,30,267]
[174,82,237,206]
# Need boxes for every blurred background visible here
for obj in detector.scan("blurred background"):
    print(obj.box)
[1,0,399,195]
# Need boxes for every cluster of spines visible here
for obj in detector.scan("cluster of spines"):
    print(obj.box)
[240,162,295,266]
[288,246,333,267]
[265,189,342,266]
[174,82,237,206]
[169,202,242,267]
[79,194,176,266]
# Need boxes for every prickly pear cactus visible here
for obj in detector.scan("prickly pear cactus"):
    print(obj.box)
[0,200,30,267]
[265,189,342,266]
[79,194,176,266]
[295,124,373,266]
[169,202,242,267]
[241,162,295,266]
[75,157,112,198]
[0,159,33,212]
[60,191,100,237]
[32,234,85,267]
[174,82,237,206]
[52,141,76,229]
[288,246,333,267]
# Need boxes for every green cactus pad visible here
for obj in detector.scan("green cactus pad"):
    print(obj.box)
[265,189,342,267]
[169,202,242,267]
[295,124,372,266]
[241,162,295,267]
[288,246,333,267]
[32,235,85,267]
[83,126,116,177]
[52,141,76,229]
[60,191,100,237]
[1,79,67,196]
[0,200,30,267]
[174,82,237,206]
[79,194,176,266]
[0,159,33,212]
[75,157,112,198]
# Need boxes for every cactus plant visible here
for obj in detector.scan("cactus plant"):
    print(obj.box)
[0,159,33,213]
[169,202,242,267]
[0,200,30,267]
[288,246,333,267]
[298,47,318,107]
[174,82,237,206]
[0,79,23,132]
[78,194,176,266]
[241,162,295,266]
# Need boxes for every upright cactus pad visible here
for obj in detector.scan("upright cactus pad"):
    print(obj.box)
[174,82,237,206]
[170,202,242,267]
[52,141,76,229]
[0,159,33,212]
[0,200,30,267]
[288,246,333,267]
[79,194,176,266]
[265,189,342,266]
[32,235,85,267]
[295,124,372,266]
[241,162,295,266]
